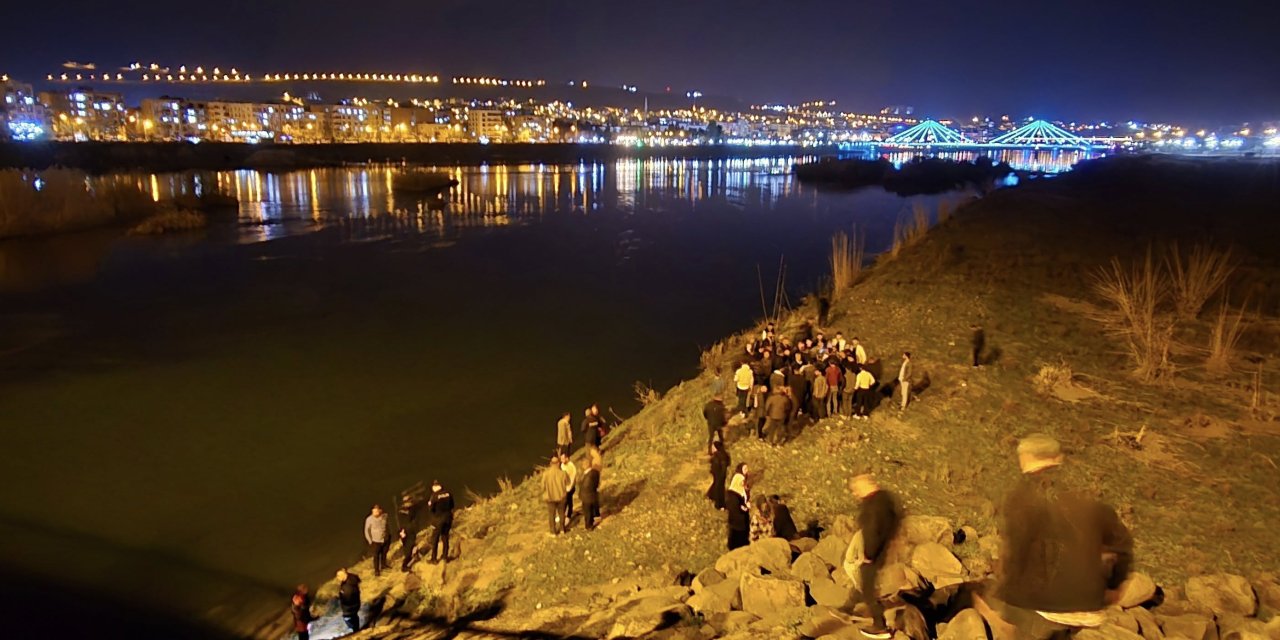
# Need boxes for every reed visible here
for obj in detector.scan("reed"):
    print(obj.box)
[1090,246,1176,381]
[1206,296,1249,374]
[1167,243,1237,321]
[828,225,865,297]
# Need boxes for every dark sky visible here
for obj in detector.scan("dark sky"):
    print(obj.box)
[5,0,1277,124]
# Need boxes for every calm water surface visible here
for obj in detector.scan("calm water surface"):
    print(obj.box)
[0,157,955,632]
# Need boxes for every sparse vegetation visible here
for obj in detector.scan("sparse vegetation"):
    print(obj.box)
[633,380,661,406]
[1206,296,1250,373]
[1167,243,1237,321]
[1091,247,1177,381]
[828,225,865,297]
[890,202,932,257]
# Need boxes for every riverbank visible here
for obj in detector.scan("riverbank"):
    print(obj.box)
[0,141,832,174]
[282,154,1280,639]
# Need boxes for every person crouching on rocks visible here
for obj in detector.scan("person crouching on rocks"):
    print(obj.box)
[725,464,750,550]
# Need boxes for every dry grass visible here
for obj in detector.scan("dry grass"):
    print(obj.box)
[1206,296,1250,373]
[1091,247,1177,382]
[890,202,931,257]
[632,380,661,406]
[1167,243,1237,321]
[829,225,866,297]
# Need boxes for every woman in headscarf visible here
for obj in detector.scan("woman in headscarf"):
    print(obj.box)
[749,494,774,543]
[725,463,751,550]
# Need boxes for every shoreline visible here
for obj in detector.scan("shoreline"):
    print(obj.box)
[0,141,835,174]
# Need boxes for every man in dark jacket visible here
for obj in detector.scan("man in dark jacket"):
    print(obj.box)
[579,458,602,530]
[971,324,985,367]
[994,434,1133,639]
[851,474,901,639]
[703,394,728,454]
[426,480,455,563]
[581,405,605,449]
[763,389,791,445]
[336,568,361,634]
[706,440,730,510]
[397,495,422,571]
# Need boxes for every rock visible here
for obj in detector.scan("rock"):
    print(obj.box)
[793,552,834,583]
[1158,613,1218,640]
[813,535,852,568]
[792,537,819,554]
[978,536,1001,561]
[1117,573,1159,609]
[830,515,860,540]
[1186,574,1258,617]
[809,576,854,609]
[850,562,920,598]
[717,538,794,578]
[1218,614,1269,640]
[606,600,693,639]
[901,515,954,545]
[938,608,989,640]
[896,605,929,640]
[688,589,734,615]
[707,610,759,634]
[706,577,743,610]
[1264,617,1280,640]
[1105,606,1141,634]
[1254,577,1280,613]
[747,604,809,635]
[739,573,806,618]
[1076,624,1144,640]
[693,567,726,594]
[910,542,965,584]
[1129,606,1164,640]
[799,605,854,638]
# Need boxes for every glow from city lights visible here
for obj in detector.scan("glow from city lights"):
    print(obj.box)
[988,120,1094,149]
[6,121,45,141]
[884,119,970,146]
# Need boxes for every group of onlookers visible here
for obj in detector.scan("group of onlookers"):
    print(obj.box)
[543,404,608,534]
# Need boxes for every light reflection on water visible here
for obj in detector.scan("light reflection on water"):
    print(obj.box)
[874,148,1101,173]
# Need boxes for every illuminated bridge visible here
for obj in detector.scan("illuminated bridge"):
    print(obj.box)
[878,119,1106,151]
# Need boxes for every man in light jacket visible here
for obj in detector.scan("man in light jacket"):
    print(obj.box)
[555,412,573,455]
[898,352,913,410]
[541,455,570,535]
[363,505,389,577]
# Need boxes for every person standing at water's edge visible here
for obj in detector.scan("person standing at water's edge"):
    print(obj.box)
[363,505,389,577]
[849,473,901,640]
[556,412,573,455]
[336,568,362,634]
[582,405,605,449]
[541,454,570,535]
[426,480,454,563]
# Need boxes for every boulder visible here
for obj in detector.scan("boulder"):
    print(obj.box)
[799,605,855,638]
[717,538,794,578]
[739,573,806,618]
[830,514,860,540]
[687,589,734,615]
[706,577,743,610]
[1264,617,1280,640]
[896,605,929,640]
[1158,613,1218,640]
[938,608,989,640]
[849,562,920,598]
[1186,574,1258,617]
[1253,576,1280,613]
[793,552,834,583]
[792,537,819,554]
[1105,606,1141,634]
[813,535,852,568]
[707,610,759,634]
[901,515,954,545]
[910,542,964,585]
[605,600,693,639]
[693,567,726,594]
[809,575,854,609]
[1129,606,1164,640]
[1218,613,1269,640]
[1116,573,1159,609]
[1076,624,1144,640]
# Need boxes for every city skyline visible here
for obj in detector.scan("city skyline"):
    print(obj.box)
[4,0,1278,125]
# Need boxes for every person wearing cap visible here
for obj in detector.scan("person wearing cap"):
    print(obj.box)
[363,505,389,577]
[397,495,422,571]
[426,480,454,563]
[703,392,728,455]
[990,434,1134,639]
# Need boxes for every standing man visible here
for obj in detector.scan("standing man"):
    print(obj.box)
[849,474,901,640]
[853,365,877,420]
[852,337,868,365]
[336,568,362,634]
[763,386,790,445]
[703,393,728,454]
[556,412,573,455]
[363,505,389,577]
[397,495,422,572]
[971,323,985,368]
[897,352,913,411]
[824,358,843,417]
[290,591,315,640]
[426,480,455,563]
[582,405,605,449]
[541,454,570,535]
[579,457,602,530]
[734,361,754,415]
[560,453,579,522]
[991,434,1133,639]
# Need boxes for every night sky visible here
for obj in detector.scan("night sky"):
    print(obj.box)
[5,0,1277,124]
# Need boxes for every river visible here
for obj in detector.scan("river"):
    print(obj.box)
[0,157,965,635]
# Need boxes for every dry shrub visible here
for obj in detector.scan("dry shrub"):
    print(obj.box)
[633,381,661,406]
[829,224,865,297]
[699,339,727,373]
[1206,296,1249,373]
[1091,247,1176,382]
[496,476,515,493]
[891,202,931,257]
[1032,361,1074,394]
[1166,243,1237,321]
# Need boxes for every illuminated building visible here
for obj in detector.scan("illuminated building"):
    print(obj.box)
[2,78,48,140]
[38,87,128,141]
[466,108,507,141]
[140,97,207,141]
